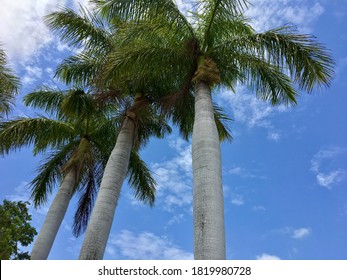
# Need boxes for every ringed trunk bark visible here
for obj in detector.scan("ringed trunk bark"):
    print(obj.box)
[78,116,135,260]
[30,168,76,260]
[192,81,226,260]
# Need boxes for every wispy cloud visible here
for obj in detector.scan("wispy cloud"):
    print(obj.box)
[227,165,266,180]
[291,228,311,239]
[246,0,325,33]
[217,88,289,135]
[256,253,281,260]
[316,170,345,189]
[277,226,312,240]
[310,147,347,189]
[150,138,192,213]
[106,230,193,260]
[267,132,281,142]
[231,193,245,206]
[22,65,44,86]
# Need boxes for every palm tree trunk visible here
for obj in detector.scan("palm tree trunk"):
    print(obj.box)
[78,116,135,260]
[30,168,76,260]
[192,81,226,260]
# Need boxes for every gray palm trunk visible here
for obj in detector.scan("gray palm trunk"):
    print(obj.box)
[78,116,135,259]
[30,168,77,260]
[192,81,226,260]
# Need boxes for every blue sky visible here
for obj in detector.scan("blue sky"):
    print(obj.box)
[0,0,346,260]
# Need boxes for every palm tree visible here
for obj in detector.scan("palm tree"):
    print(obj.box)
[45,4,233,259]
[0,45,20,117]
[93,0,334,259]
[0,87,158,259]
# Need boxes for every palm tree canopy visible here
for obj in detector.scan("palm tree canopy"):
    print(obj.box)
[0,88,163,237]
[93,0,334,106]
[45,4,233,142]
[0,46,20,117]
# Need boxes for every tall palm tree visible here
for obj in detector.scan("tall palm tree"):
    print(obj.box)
[45,4,233,259]
[93,0,334,259]
[0,46,20,117]
[0,87,158,259]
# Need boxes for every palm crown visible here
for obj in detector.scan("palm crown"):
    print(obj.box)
[94,0,333,102]
[0,88,162,236]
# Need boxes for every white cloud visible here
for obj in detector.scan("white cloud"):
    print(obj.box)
[291,228,311,239]
[256,253,281,260]
[0,0,69,63]
[22,65,44,86]
[218,88,288,129]
[310,147,347,189]
[246,0,325,33]
[106,230,193,260]
[167,214,185,226]
[229,167,242,175]
[150,138,192,212]
[227,165,266,180]
[5,181,31,202]
[231,193,244,206]
[316,170,345,189]
[0,0,93,65]
[267,132,281,142]
[311,147,347,172]
[276,226,311,240]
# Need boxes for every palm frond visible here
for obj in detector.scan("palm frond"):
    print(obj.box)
[72,163,99,237]
[94,0,194,36]
[23,87,65,116]
[0,117,76,155]
[29,143,76,207]
[127,150,156,206]
[252,25,334,92]
[237,53,298,105]
[45,5,113,51]
[55,53,102,86]
[61,89,99,122]
[196,0,248,50]
[213,102,233,141]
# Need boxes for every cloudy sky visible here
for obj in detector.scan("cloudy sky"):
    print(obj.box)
[0,0,346,260]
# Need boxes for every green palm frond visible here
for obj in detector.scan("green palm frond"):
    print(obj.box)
[23,88,66,116]
[94,0,194,36]
[213,103,233,141]
[234,53,298,105]
[127,150,156,206]
[29,143,76,207]
[72,161,104,237]
[103,43,190,90]
[197,0,249,51]
[55,53,102,86]
[0,117,76,155]
[45,5,113,51]
[61,89,99,122]
[72,170,96,237]
[252,25,334,92]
